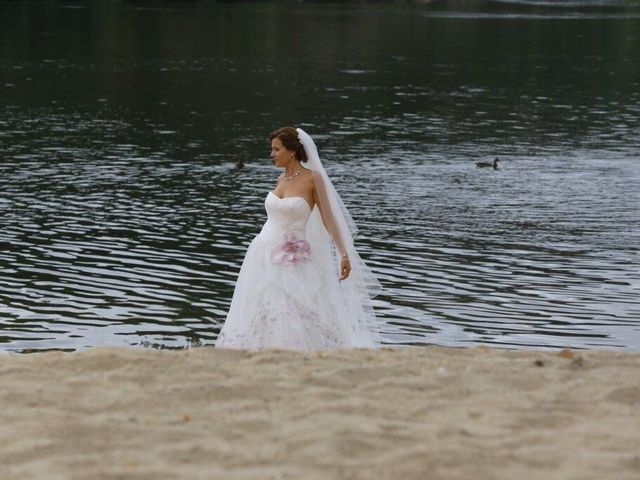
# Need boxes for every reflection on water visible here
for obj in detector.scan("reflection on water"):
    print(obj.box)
[1,1,639,353]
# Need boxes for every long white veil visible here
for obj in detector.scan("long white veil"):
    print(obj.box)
[297,128,384,348]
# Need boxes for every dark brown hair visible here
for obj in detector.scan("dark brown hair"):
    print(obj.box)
[269,126,308,162]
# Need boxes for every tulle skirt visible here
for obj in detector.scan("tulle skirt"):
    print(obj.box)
[215,232,379,351]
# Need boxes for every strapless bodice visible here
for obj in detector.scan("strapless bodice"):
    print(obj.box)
[258,191,312,246]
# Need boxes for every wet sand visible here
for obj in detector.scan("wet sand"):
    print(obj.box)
[1,345,639,479]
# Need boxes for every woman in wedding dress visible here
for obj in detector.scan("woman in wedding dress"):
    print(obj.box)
[215,127,384,350]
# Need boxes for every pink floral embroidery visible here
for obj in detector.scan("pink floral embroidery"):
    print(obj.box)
[272,232,311,266]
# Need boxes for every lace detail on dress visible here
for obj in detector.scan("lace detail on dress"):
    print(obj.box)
[216,293,344,350]
[215,189,382,351]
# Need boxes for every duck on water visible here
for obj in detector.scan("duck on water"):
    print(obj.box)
[476,158,500,169]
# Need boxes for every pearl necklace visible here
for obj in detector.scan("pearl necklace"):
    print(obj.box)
[281,167,301,182]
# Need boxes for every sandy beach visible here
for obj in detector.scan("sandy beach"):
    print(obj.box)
[1,345,639,480]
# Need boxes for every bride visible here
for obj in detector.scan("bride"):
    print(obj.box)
[215,127,384,350]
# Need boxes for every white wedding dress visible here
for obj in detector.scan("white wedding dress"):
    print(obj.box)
[215,190,383,350]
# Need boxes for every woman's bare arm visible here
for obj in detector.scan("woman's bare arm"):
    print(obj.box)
[312,172,352,280]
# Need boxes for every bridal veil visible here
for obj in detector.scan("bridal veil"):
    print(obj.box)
[296,128,384,348]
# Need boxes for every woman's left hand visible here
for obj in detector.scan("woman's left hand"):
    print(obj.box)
[340,257,351,281]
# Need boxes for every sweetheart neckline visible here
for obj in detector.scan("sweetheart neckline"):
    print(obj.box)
[268,191,312,210]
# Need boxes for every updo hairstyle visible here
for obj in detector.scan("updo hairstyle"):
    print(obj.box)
[268,127,308,162]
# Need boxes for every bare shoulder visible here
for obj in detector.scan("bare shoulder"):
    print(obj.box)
[309,169,326,188]
[310,170,323,181]
[302,168,318,191]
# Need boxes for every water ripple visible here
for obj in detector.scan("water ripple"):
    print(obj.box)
[1,2,639,352]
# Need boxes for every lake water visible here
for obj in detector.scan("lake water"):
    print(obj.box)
[1,0,639,353]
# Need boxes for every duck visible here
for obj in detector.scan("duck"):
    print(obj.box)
[476,157,500,169]
[234,157,245,170]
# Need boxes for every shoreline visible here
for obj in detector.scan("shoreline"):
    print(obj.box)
[1,345,639,479]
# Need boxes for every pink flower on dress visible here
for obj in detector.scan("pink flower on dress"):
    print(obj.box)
[271,232,311,266]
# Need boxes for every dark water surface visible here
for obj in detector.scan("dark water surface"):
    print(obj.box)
[1,1,639,353]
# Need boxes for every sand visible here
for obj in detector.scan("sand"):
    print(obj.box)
[1,345,639,480]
